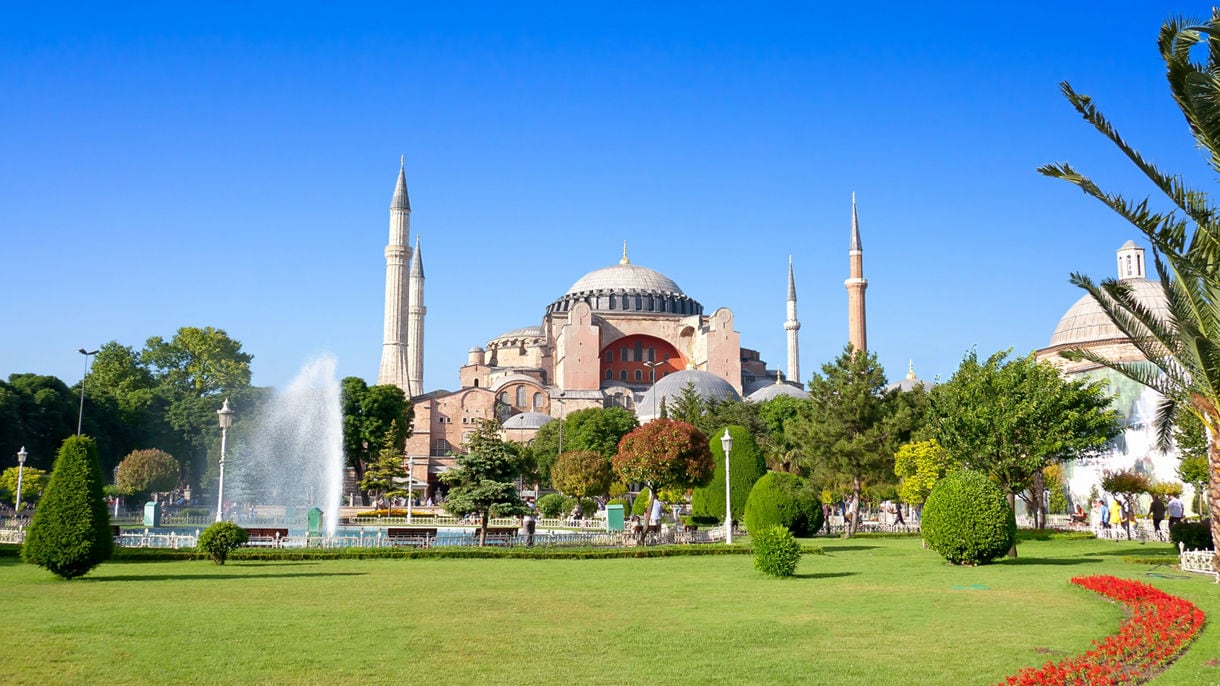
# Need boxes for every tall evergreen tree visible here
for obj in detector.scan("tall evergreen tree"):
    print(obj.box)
[439,420,529,545]
[22,435,113,579]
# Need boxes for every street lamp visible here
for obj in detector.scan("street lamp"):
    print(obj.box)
[215,398,235,522]
[721,428,733,545]
[76,348,99,435]
[15,446,27,516]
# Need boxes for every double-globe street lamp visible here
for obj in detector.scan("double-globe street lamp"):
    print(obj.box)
[721,428,733,545]
[215,398,235,523]
[15,446,28,516]
[76,348,99,436]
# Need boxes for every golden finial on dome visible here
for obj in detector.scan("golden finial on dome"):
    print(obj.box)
[620,241,630,265]
[906,359,916,380]
[776,370,783,384]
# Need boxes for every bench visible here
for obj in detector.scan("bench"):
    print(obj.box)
[387,527,437,546]
[243,527,290,547]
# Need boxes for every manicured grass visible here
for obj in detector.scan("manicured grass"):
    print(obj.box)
[1,537,1216,685]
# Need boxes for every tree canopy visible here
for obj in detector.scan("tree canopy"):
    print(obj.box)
[439,420,529,545]
[613,419,713,514]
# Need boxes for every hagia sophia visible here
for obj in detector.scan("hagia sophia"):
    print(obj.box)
[373,160,1197,511]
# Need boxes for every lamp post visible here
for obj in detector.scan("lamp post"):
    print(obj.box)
[215,398,234,522]
[15,446,27,515]
[721,428,733,545]
[76,348,99,435]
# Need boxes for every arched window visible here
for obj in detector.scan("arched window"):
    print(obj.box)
[605,369,613,380]
[516,386,527,407]
[634,369,642,381]
[499,392,509,405]
[473,379,479,387]
[1126,254,1133,276]
[620,370,628,381]
[533,392,543,409]
[605,350,613,362]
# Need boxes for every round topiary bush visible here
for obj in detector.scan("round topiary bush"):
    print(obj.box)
[752,525,802,577]
[1170,519,1213,551]
[743,472,823,536]
[536,493,567,518]
[198,522,249,565]
[606,498,630,514]
[921,470,1015,565]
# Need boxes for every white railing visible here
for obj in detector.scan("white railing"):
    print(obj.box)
[1179,542,1219,582]
[0,527,25,544]
[117,529,199,549]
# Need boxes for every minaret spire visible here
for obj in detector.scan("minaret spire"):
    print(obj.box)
[845,193,868,354]
[406,236,426,396]
[379,158,414,393]
[620,241,630,265]
[784,255,801,384]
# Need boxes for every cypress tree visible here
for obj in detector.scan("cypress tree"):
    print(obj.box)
[22,435,114,579]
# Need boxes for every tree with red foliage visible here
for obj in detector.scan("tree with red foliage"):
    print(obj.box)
[613,419,714,519]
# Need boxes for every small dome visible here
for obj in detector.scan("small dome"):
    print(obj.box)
[637,369,741,419]
[502,412,553,430]
[747,381,809,402]
[489,325,544,343]
[1050,279,1169,348]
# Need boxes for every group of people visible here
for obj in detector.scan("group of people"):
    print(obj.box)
[1087,493,1185,538]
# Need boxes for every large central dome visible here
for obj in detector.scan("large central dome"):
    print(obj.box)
[547,249,703,317]
[564,263,684,296]
[1049,278,1170,348]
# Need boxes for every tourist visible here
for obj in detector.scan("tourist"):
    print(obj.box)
[1167,494,1185,530]
[1100,499,1111,530]
[524,498,536,547]
[649,496,663,531]
[893,501,905,526]
[1108,498,1121,533]
[629,514,644,545]
[1150,495,1166,536]
[1089,499,1103,529]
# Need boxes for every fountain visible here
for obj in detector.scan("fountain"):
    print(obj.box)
[228,355,344,536]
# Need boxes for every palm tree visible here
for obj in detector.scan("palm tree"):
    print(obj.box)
[1038,13,1220,570]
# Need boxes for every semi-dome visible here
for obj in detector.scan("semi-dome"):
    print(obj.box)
[636,369,741,419]
[747,380,809,402]
[547,249,703,317]
[502,412,553,430]
[1049,279,1170,349]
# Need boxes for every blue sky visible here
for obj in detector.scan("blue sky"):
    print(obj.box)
[2,3,1214,394]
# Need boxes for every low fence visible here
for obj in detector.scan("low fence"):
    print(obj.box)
[1179,542,1219,582]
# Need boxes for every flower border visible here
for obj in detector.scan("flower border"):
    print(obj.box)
[1001,575,1205,685]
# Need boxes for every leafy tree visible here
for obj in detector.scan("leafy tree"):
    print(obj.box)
[1101,469,1152,539]
[530,407,637,487]
[787,346,899,538]
[695,399,765,441]
[341,377,411,502]
[114,449,180,501]
[893,439,956,508]
[613,419,714,521]
[550,449,613,501]
[21,436,113,579]
[1179,454,1210,515]
[1043,463,1070,516]
[0,466,49,507]
[0,374,78,471]
[359,421,411,509]
[439,420,529,545]
[930,350,1119,555]
[141,326,253,397]
[690,425,766,524]
[756,394,805,473]
[1039,12,1220,568]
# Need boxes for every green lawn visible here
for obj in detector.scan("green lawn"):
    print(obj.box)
[1,537,1216,685]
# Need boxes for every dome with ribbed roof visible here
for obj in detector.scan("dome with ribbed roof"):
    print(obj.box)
[746,381,809,402]
[564,263,684,296]
[1049,279,1169,348]
[502,412,553,430]
[636,369,741,419]
[547,247,703,317]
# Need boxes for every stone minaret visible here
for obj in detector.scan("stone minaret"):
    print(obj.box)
[845,193,868,354]
[784,255,801,383]
[377,157,414,394]
[407,236,426,396]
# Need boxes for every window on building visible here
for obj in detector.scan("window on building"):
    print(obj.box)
[605,350,613,362]
[620,348,628,362]
[533,392,543,409]
[605,369,613,379]
[634,369,642,381]
[499,392,509,404]
[432,439,451,457]
[516,386,527,407]
[620,370,628,381]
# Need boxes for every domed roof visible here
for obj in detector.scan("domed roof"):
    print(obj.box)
[489,325,543,342]
[746,380,809,402]
[564,263,684,297]
[636,369,741,419]
[1049,279,1170,348]
[502,412,553,430]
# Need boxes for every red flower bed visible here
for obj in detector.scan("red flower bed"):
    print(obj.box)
[1001,575,1205,685]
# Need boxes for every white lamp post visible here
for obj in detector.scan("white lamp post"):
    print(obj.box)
[76,348,99,436]
[15,446,28,515]
[215,398,235,522]
[721,428,733,545]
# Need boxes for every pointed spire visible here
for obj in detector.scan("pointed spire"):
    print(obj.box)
[906,359,916,381]
[410,236,424,278]
[620,241,630,265]
[776,369,783,384]
[391,156,411,211]
[850,192,862,252]
[787,255,797,300]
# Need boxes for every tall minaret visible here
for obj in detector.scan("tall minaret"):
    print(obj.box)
[378,157,413,393]
[406,236,426,396]
[845,193,868,354]
[784,255,801,383]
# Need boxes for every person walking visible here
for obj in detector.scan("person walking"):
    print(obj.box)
[1167,494,1185,530]
[1108,498,1122,535]
[1150,495,1166,538]
[523,498,537,547]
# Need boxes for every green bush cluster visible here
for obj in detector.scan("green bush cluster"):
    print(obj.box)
[743,472,823,536]
[1169,519,1213,551]
[921,470,1015,565]
[536,493,567,518]
[562,496,597,518]
[197,522,249,565]
[632,489,653,516]
[21,436,114,579]
[606,498,630,513]
[690,425,767,524]
[752,525,802,577]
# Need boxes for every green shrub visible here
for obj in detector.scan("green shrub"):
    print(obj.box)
[561,496,597,518]
[1170,519,1213,551]
[752,525,802,577]
[21,436,114,579]
[197,522,249,565]
[536,493,567,518]
[921,470,1015,565]
[632,488,654,516]
[690,425,767,524]
[606,498,630,513]
[743,472,823,536]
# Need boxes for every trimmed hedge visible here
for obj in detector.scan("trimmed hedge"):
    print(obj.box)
[536,493,567,518]
[632,488,653,517]
[21,436,114,579]
[743,471,823,536]
[198,521,249,565]
[1169,519,1213,551]
[690,425,766,524]
[921,470,1015,565]
[752,525,802,577]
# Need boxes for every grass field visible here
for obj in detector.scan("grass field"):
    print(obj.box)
[2,537,1217,685]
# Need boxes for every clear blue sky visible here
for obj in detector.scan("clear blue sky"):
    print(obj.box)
[2,2,1214,393]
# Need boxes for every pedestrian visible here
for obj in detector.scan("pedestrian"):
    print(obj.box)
[1100,499,1111,530]
[1167,493,1185,530]
[1108,498,1121,532]
[1150,494,1166,536]
[893,502,905,526]
[524,498,536,547]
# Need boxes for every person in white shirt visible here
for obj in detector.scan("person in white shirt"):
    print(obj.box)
[1167,494,1186,530]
